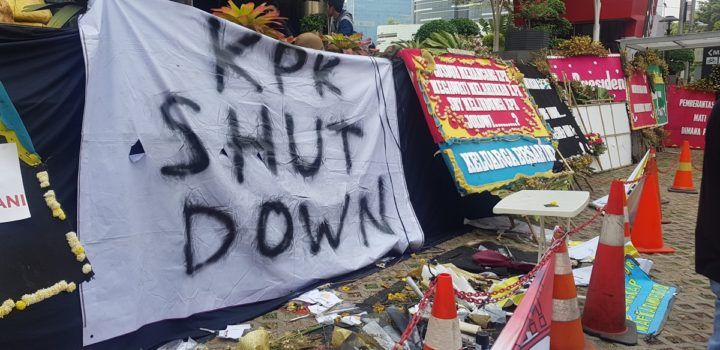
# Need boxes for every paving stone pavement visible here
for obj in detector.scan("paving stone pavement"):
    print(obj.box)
[206,149,710,349]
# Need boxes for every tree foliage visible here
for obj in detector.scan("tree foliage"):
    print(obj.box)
[449,18,480,37]
[517,0,572,38]
[300,13,327,33]
[415,19,456,42]
[696,0,720,31]
[665,49,695,75]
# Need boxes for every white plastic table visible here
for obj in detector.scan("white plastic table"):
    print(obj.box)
[493,190,590,258]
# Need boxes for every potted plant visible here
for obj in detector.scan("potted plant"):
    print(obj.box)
[213,1,290,42]
[507,0,571,51]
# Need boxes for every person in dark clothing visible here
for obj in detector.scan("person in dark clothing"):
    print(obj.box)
[327,0,354,36]
[696,99,720,349]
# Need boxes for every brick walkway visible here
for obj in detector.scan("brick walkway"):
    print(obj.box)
[207,149,710,349]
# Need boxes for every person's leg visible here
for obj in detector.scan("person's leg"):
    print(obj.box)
[709,280,720,350]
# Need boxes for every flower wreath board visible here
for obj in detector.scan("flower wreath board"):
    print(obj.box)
[515,63,589,159]
[398,49,558,195]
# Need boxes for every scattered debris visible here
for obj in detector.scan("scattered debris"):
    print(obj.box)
[375,256,395,269]
[157,338,199,350]
[237,329,270,350]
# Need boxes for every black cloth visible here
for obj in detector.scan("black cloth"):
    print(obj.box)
[434,244,537,277]
[0,160,91,349]
[393,57,466,241]
[515,64,589,159]
[0,25,85,227]
[0,25,87,350]
[695,99,720,282]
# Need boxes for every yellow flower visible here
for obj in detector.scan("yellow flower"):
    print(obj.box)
[82,264,93,274]
[15,301,26,311]
[66,282,77,293]
[72,246,85,255]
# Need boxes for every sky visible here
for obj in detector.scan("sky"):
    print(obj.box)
[663,0,707,18]
[665,0,681,17]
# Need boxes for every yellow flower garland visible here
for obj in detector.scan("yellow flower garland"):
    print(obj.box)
[66,232,86,262]
[0,299,15,318]
[17,281,77,311]
[43,190,66,220]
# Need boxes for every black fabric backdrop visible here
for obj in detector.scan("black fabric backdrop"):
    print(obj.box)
[0,25,84,226]
[391,58,498,239]
[0,25,494,348]
[0,25,88,350]
[516,64,589,159]
[0,159,92,349]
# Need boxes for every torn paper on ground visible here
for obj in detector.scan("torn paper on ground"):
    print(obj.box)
[422,264,475,293]
[293,289,342,315]
[218,324,252,340]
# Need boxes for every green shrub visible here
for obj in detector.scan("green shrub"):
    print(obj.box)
[481,33,504,48]
[666,49,695,75]
[449,18,480,37]
[300,13,327,33]
[415,20,456,42]
[518,0,572,40]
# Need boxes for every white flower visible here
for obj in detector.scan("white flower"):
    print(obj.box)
[37,171,50,188]
[0,299,15,318]
[82,264,93,274]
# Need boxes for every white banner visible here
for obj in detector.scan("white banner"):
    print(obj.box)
[78,0,423,344]
[0,143,30,223]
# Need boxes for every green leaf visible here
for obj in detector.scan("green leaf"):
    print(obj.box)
[47,4,83,28]
[23,2,76,12]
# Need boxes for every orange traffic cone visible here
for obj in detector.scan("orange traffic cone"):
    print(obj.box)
[551,233,594,350]
[669,140,698,194]
[645,155,672,224]
[423,273,461,350]
[631,169,675,254]
[583,180,638,345]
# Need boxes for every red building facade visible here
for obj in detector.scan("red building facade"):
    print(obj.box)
[514,0,658,51]
[563,0,657,38]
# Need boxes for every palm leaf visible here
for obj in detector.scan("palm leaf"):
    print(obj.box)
[47,4,83,28]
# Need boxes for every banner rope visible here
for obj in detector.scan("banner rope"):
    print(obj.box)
[622,175,647,185]
[394,205,607,348]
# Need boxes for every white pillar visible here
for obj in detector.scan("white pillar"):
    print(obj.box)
[593,0,601,42]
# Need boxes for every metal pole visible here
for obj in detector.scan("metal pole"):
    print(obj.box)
[678,0,686,34]
[690,0,697,30]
